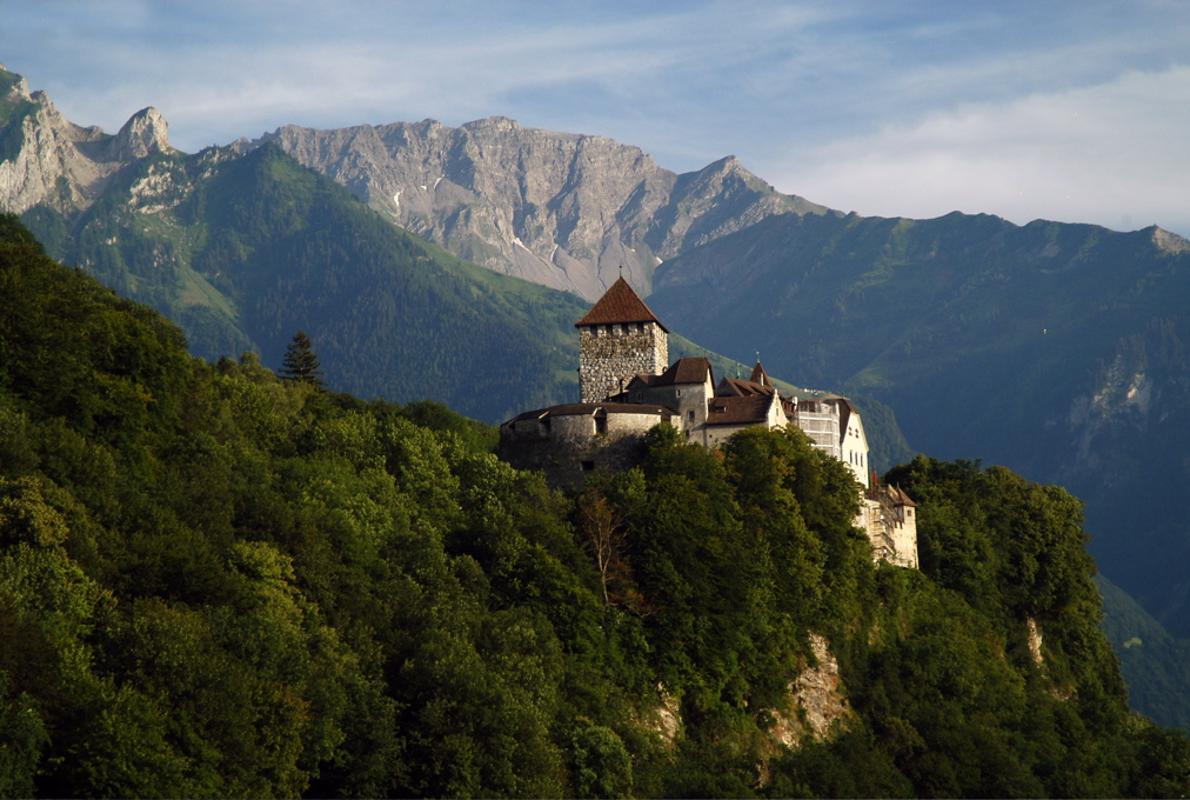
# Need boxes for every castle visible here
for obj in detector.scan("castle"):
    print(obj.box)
[499,277,919,568]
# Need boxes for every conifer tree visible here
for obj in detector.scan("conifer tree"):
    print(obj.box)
[281,330,324,387]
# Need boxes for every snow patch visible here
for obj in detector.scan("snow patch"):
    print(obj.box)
[419,184,427,191]
[392,190,401,210]
[654,256,663,265]
[550,244,558,260]
[512,236,530,251]
[433,175,443,189]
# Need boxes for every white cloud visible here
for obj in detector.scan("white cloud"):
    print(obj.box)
[774,66,1190,235]
[4,1,839,152]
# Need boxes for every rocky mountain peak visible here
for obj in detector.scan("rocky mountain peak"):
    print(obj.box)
[3,73,30,102]
[461,115,521,133]
[708,154,741,171]
[110,106,172,160]
[1152,225,1190,254]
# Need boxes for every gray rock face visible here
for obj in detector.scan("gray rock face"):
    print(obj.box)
[258,117,832,300]
[109,107,172,161]
[2,66,829,300]
[0,68,168,216]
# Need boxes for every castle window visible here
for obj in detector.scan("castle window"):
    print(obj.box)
[687,410,695,423]
[595,416,608,434]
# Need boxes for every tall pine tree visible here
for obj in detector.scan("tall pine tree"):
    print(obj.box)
[281,330,324,387]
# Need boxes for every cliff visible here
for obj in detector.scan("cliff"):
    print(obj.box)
[255,117,830,299]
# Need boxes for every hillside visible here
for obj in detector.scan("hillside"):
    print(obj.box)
[20,142,590,422]
[1099,575,1190,731]
[17,140,909,453]
[0,71,911,462]
[1,214,1187,797]
[649,211,1190,641]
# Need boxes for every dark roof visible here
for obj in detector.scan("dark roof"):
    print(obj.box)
[749,362,771,386]
[887,484,918,507]
[505,401,675,425]
[622,358,712,391]
[704,394,775,426]
[718,376,775,398]
[625,373,661,389]
[575,277,669,331]
[655,357,712,385]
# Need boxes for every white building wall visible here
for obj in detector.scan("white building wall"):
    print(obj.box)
[840,408,871,490]
[890,504,919,569]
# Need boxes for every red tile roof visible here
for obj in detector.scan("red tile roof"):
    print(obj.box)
[750,362,771,386]
[575,277,669,331]
[718,377,775,398]
[704,394,775,426]
[638,357,712,386]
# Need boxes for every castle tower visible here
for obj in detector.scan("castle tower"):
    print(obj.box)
[575,277,669,402]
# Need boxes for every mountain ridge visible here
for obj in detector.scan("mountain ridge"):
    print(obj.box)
[250,114,832,300]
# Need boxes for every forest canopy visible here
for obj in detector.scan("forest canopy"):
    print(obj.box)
[1,214,1187,797]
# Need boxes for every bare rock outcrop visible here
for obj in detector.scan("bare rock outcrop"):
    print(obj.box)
[0,67,170,217]
[109,107,172,161]
[257,117,832,300]
[762,632,854,752]
[641,683,682,748]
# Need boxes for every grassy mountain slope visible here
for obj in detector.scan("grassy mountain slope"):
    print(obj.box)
[18,144,912,462]
[1,215,1186,795]
[1098,575,1190,730]
[22,144,590,421]
[650,210,1190,639]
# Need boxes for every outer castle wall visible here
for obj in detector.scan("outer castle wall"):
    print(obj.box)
[500,408,674,491]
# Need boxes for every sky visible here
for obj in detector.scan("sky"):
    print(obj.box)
[3,0,1188,235]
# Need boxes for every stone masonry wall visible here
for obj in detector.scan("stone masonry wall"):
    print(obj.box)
[579,322,668,402]
[499,410,671,491]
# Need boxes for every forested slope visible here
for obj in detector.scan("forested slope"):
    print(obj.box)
[1,214,1187,796]
[650,212,1190,643]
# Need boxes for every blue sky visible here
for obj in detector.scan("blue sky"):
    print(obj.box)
[3,0,1188,234]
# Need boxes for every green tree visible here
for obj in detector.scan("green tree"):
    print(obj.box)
[281,330,323,387]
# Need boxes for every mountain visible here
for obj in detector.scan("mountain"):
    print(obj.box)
[0,65,171,216]
[647,210,1190,641]
[1,69,908,457]
[18,138,596,423]
[1098,575,1190,731]
[2,217,1187,795]
[252,117,831,300]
